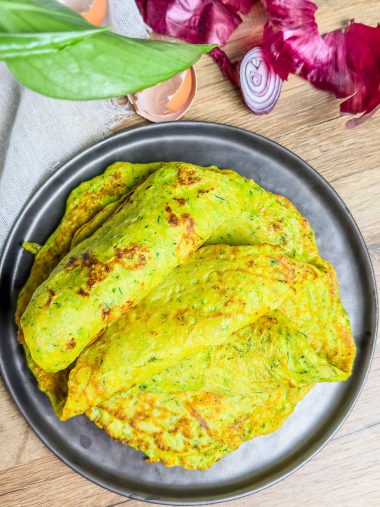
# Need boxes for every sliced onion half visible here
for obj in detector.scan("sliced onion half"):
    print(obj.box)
[240,46,282,115]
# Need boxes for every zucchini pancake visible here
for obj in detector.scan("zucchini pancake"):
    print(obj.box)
[17,162,355,470]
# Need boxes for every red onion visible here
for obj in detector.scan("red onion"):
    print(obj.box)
[262,0,380,127]
[239,47,282,114]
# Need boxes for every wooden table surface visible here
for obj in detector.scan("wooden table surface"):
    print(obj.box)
[1,1,380,506]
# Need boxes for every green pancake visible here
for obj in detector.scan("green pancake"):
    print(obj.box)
[62,244,353,420]
[21,162,321,373]
[125,313,349,397]
[87,310,351,470]
[16,162,164,325]
[21,163,260,372]
[16,161,322,414]
[15,160,355,471]
[88,386,312,470]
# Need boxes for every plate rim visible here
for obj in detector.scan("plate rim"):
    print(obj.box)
[0,120,378,505]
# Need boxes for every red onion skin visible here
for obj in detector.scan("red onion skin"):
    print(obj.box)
[136,0,257,46]
[262,0,380,127]
[210,47,240,86]
[223,0,257,14]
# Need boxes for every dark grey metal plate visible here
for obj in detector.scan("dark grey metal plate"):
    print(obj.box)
[0,122,377,505]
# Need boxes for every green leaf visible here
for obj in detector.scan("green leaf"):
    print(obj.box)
[1,0,214,100]
[7,33,215,100]
[0,0,109,58]
[0,29,110,58]
[0,0,93,31]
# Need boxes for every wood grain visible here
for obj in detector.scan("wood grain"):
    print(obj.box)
[1,1,379,505]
